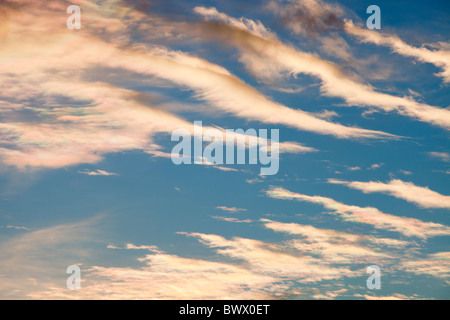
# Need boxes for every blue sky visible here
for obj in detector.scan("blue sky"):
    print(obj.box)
[0,0,449,299]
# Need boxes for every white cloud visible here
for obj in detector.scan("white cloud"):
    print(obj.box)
[212,216,253,223]
[216,206,247,213]
[345,20,450,83]
[194,6,450,130]
[428,152,450,162]
[0,0,320,171]
[79,169,119,176]
[401,252,450,279]
[3,225,30,231]
[266,187,450,238]
[328,179,450,209]
[0,216,101,299]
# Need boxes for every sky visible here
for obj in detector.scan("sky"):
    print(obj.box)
[0,0,449,300]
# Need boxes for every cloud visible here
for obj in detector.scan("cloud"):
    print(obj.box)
[261,218,409,246]
[181,232,352,282]
[212,216,253,223]
[211,166,240,172]
[266,0,345,36]
[428,152,450,162]
[194,6,450,130]
[106,244,121,250]
[193,6,273,38]
[328,179,450,209]
[0,75,308,170]
[271,0,450,84]
[0,75,196,169]
[246,177,264,184]
[18,229,355,299]
[400,252,450,280]
[0,216,101,299]
[0,0,448,300]
[266,187,450,238]
[369,163,383,170]
[261,219,407,263]
[0,216,443,299]
[3,225,30,231]
[2,0,360,171]
[112,46,392,139]
[363,294,413,300]
[312,288,348,300]
[0,218,283,299]
[216,206,247,213]
[345,20,450,83]
[30,248,283,300]
[79,169,119,176]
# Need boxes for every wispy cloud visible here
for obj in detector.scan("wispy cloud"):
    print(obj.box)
[328,179,450,209]
[0,217,442,299]
[79,169,119,176]
[401,252,450,280]
[246,177,265,184]
[216,206,247,213]
[363,294,413,300]
[266,0,346,36]
[266,187,450,238]
[1,0,448,300]
[428,152,450,162]
[369,163,383,170]
[181,232,352,282]
[0,216,101,298]
[345,20,450,83]
[211,166,240,172]
[0,0,318,171]
[270,0,450,84]
[30,245,283,300]
[19,230,354,299]
[261,219,406,263]
[3,225,30,231]
[212,216,253,223]
[194,6,450,130]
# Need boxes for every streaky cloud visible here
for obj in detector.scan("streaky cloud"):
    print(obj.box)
[328,179,450,209]
[194,6,450,130]
[266,186,450,238]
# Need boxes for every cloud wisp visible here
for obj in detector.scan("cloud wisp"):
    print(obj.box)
[266,187,450,238]
[328,179,450,209]
[216,206,247,213]
[0,0,397,172]
[345,20,450,83]
[194,6,450,130]
[79,169,119,176]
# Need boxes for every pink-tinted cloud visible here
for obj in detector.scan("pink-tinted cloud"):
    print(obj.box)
[266,187,450,238]
[216,206,247,213]
[345,21,450,83]
[194,6,450,130]
[79,169,118,176]
[329,179,450,209]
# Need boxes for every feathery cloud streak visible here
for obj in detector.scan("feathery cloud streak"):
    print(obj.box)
[194,6,450,129]
[328,179,450,209]
[345,21,450,83]
[0,0,397,170]
[266,187,450,238]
